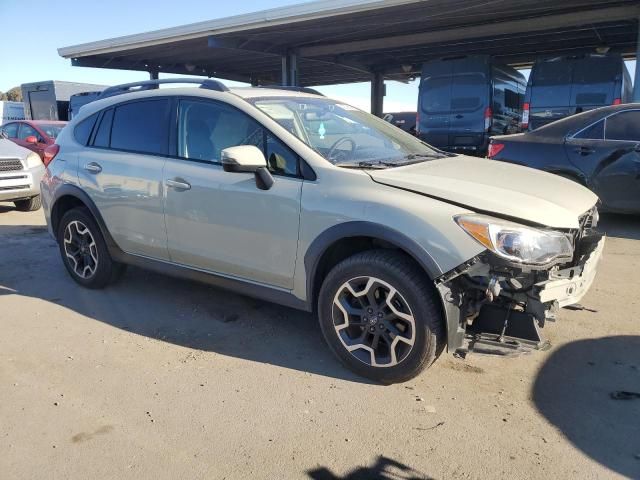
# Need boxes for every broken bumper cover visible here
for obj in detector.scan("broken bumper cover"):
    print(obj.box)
[536,235,605,308]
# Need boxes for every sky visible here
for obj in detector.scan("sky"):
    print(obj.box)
[0,0,636,112]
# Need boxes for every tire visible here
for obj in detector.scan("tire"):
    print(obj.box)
[57,207,125,289]
[14,195,42,212]
[318,250,445,384]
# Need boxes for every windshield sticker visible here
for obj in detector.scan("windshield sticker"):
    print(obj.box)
[337,104,358,111]
[318,122,326,139]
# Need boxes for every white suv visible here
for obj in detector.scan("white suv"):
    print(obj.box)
[41,79,604,383]
[0,133,44,211]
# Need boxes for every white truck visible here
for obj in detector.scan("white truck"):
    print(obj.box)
[0,101,25,124]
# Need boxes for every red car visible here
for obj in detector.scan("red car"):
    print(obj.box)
[0,120,66,160]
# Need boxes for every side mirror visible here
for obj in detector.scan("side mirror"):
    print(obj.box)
[221,145,274,190]
[25,135,39,145]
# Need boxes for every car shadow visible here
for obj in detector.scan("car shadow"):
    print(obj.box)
[532,336,640,479]
[598,213,640,240]
[307,456,434,480]
[0,222,374,384]
[0,203,16,213]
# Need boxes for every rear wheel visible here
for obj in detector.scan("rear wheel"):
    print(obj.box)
[318,250,445,384]
[57,207,125,288]
[14,195,42,211]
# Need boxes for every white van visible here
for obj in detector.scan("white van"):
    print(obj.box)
[0,101,25,123]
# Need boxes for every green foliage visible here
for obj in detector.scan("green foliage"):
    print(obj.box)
[0,87,22,102]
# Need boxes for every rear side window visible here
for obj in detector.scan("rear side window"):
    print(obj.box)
[74,113,98,145]
[93,109,114,148]
[574,120,604,140]
[110,100,170,155]
[606,111,640,142]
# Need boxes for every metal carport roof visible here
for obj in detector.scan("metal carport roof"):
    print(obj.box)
[59,0,640,87]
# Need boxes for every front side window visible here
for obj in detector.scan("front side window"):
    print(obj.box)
[606,111,640,142]
[177,99,299,176]
[251,97,441,166]
[1,123,18,138]
[110,100,170,155]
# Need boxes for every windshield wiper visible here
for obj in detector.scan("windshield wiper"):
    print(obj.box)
[335,160,395,169]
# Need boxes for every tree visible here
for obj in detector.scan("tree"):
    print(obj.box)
[4,87,22,102]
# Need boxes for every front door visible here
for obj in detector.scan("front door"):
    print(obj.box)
[77,98,171,259]
[163,98,302,289]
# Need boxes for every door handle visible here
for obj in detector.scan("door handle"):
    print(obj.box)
[574,146,594,156]
[166,178,191,191]
[84,162,102,174]
[455,114,464,119]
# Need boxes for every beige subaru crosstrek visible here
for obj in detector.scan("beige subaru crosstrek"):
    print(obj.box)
[41,79,604,383]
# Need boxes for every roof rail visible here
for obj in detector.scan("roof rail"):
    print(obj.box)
[258,86,324,96]
[98,78,229,99]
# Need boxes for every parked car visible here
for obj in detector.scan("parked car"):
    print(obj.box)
[1,120,66,161]
[489,104,640,213]
[416,55,526,156]
[21,81,106,121]
[41,79,604,383]
[383,112,417,135]
[523,53,632,130]
[0,131,45,211]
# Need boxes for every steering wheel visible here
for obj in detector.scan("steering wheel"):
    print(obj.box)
[327,136,356,163]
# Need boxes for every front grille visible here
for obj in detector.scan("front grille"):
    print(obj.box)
[0,184,29,191]
[0,158,24,173]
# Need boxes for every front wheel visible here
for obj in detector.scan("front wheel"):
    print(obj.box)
[318,250,445,384]
[14,195,42,211]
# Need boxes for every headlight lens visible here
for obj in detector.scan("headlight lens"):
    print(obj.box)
[455,214,573,265]
[24,152,42,169]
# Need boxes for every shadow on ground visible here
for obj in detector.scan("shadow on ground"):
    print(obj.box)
[307,456,434,480]
[533,336,640,479]
[598,213,640,241]
[0,221,372,384]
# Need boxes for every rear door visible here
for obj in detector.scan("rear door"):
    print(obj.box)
[570,56,618,112]
[419,62,453,147]
[28,89,57,121]
[566,110,640,212]
[528,59,573,129]
[78,98,170,259]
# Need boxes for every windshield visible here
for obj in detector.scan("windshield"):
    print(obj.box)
[39,123,65,139]
[249,96,442,166]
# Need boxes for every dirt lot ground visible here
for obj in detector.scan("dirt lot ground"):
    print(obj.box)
[0,205,638,480]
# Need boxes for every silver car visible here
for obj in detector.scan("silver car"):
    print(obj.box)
[41,79,604,383]
[0,133,44,211]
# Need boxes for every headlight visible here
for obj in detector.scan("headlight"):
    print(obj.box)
[455,214,573,265]
[24,152,42,169]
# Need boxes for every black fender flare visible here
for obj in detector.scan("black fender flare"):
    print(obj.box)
[304,221,442,303]
[50,184,123,257]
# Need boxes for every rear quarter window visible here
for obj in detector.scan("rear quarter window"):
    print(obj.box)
[606,111,640,142]
[73,113,98,145]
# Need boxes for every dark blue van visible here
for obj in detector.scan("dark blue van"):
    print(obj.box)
[523,53,632,130]
[416,56,526,155]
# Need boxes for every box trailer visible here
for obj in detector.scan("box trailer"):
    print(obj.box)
[21,81,106,121]
[0,101,25,123]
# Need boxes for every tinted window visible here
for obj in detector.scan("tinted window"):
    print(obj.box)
[39,123,64,140]
[530,60,572,107]
[110,100,169,155]
[178,100,262,162]
[575,120,604,140]
[93,109,113,148]
[1,123,18,138]
[606,111,640,142]
[451,74,485,112]
[74,113,98,145]
[421,77,451,113]
[18,124,39,141]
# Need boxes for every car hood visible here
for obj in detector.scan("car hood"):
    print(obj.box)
[368,156,598,229]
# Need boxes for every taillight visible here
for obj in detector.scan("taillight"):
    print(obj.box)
[613,98,622,105]
[484,106,493,131]
[487,142,505,159]
[43,144,60,167]
[522,103,530,129]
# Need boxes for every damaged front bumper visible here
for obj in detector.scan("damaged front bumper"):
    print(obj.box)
[437,229,605,355]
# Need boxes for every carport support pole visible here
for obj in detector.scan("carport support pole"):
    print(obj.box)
[634,18,640,103]
[371,72,385,117]
[281,52,298,86]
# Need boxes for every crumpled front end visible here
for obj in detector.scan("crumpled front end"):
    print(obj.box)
[437,207,604,355]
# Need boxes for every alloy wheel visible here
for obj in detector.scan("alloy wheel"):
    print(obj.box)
[63,220,99,279]
[332,276,416,367]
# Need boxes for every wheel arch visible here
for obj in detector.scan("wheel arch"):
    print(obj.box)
[304,222,442,310]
